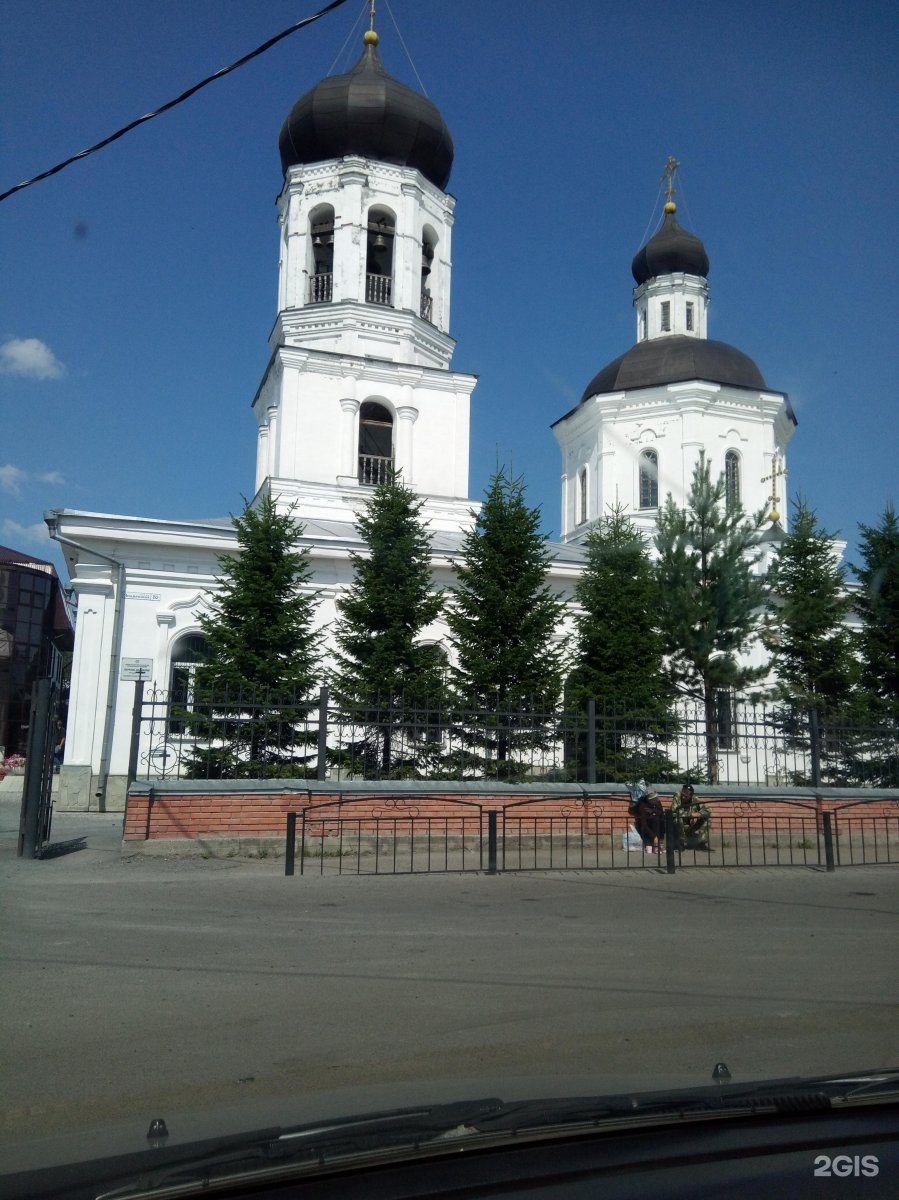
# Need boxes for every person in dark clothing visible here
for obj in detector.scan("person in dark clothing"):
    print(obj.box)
[633,790,665,854]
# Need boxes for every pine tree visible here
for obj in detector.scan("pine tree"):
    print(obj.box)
[567,505,676,781]
[765,498,859,783]
[655,456,768,781]
[186,495,319,777]
[332,475,445,776]
[446,469,566,777]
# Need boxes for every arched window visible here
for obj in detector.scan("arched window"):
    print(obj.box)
[365,206,395,305]
[578,467,588,525]
[168,633,210,734]
[421,227,437,321]
[418,641,449,686]
[639,449,659,509]
[358,401,393,485]
[725,450,741,508]
[308,204,334,303]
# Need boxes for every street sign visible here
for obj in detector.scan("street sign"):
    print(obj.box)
[120,658,153,681]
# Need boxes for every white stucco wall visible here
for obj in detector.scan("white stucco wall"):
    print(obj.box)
[50,507,582,811]
[253,349,475,509]
[554,379,794,542]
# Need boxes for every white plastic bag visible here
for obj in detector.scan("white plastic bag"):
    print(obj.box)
[622,824,643,850]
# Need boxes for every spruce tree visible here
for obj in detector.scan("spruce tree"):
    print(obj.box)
[765,498,859,783]
[766,498,856,711]
[655,456,768,781]
[854,503,899,716]
[852,504,899,784]
[333,475,445,776]
[568,505,676,781]
[446,468,566,777]
[187,495,319,777]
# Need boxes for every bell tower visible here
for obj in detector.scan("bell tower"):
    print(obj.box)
[253,25,477,533]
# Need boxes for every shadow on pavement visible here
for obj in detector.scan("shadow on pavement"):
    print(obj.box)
[40,837,87,859]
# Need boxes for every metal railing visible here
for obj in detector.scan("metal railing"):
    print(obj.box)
[129,687,899,789]
[290,801,486,876]
[365,273,392,305]
[283,797,899,876]
[420,291,433,321]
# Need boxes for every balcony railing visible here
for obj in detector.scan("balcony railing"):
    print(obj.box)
[358,454,392,486]
[420,291,433,322]
[366,273,392,306]
[308,273,333,304]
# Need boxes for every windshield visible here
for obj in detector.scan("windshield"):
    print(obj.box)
[2,0,897,1191]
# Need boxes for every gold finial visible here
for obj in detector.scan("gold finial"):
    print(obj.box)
[662,155,681,213]
[761,452,788,524]
[364,1,379,44]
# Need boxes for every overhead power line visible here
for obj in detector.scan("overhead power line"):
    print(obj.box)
[0,0,349,205]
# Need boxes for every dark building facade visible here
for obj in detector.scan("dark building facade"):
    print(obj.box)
[0,545,73,760]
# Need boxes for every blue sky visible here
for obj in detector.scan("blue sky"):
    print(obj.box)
[2,0,897,579]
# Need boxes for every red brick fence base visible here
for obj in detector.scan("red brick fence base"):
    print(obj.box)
[122,780,899,869]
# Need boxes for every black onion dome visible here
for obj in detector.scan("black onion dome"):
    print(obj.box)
[279,41,454,189]
[631,210,710,284]
[581,336,767,401]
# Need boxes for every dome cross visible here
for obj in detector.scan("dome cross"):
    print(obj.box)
[662,155,681,213]
[761,453,788,524]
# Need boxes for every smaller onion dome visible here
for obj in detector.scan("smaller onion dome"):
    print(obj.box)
[631,205,710,285]
[279,34,454,190]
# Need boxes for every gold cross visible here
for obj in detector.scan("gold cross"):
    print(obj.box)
[662,156,681,205]
[761,452,788,523]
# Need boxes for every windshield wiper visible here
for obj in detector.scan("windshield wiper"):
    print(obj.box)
[461,1068,899,1136]
[96,1098,507,1199]
[89,1070,899,1199]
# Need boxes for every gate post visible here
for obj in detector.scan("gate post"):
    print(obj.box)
[285,811,296,876]
[316,685,329,782]
[664,808,676,874]
[822,811,835,872]
[586,700,596,785]
[127,678,145,786]
[18,678,53,859]
[808,707,822,789]
[487,810,498,875]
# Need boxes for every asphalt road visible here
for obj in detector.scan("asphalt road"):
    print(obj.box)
[2,798,898,1174]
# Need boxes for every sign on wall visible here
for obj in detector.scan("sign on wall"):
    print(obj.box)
[120,658,153,681]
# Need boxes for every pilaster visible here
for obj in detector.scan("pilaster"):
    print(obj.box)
[64,575,114,770]
[395,404,419,482]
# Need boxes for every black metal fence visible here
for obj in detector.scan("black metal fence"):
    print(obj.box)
[286,797,899,877]
[288,803,487,877]
[131,685,899,789]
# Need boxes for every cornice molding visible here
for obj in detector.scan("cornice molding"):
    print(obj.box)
[268,344,477,396]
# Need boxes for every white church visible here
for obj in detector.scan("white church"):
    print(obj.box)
[47,29,795,811]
